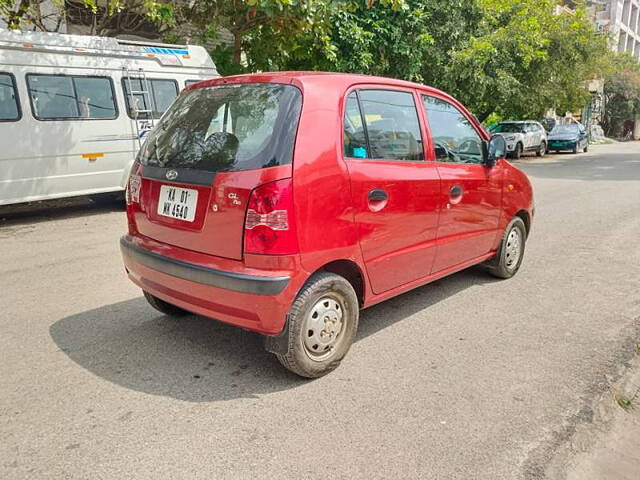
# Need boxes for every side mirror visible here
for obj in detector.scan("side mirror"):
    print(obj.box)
[484,135,506,167]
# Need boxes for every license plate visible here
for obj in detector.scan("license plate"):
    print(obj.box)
[157,185,198,222]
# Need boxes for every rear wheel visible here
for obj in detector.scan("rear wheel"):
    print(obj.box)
[485,217,527,279]
[143,291,190,316]
[275,272,359,378]
[536,141,546,157]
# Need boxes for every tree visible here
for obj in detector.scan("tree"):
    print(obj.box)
[179,0,338,76]
[243,0,481,83]
[601,54,640,138]
[1,0,175,37]
[445,0,609,121]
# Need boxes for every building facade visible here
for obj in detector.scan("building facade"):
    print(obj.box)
[593,0,640,58]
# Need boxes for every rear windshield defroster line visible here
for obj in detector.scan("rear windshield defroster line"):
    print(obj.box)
[137,83,302,174]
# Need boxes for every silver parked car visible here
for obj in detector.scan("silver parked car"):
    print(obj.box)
[490,121,548,159]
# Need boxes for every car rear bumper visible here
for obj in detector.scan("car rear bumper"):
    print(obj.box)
[120,234,304,335]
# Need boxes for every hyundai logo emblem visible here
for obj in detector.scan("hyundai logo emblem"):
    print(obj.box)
[165,169,178,181]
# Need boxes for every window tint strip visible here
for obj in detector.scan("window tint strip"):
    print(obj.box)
[355,90,371,158]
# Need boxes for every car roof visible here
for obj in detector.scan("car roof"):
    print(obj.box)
[190,71,450,97]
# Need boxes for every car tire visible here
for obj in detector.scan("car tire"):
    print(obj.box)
[572,144,578,154]
[275,272,359,378]
[485,217,527,279]
[512,143,522,159]
[536,141,546,157]
[583,143,589,153]
[143,291,190,316]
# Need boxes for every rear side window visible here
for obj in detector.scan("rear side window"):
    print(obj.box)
[423,95,483,164]
[122,78,179,119]
[27,74,117,120]
[138,83,302,173]
[0,73,20,121]
[362,90,424,161]
[344,89,424,161]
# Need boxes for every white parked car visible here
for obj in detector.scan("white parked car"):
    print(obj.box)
[489,121,548,159]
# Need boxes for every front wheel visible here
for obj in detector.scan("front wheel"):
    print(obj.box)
[275,272,359,378]
[511,143,522,159]
[485,217,527,279]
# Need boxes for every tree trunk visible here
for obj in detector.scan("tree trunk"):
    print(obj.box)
[477,108,495,123]
[232,32,242,65]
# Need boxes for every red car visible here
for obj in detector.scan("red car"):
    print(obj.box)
[121,73,533,378]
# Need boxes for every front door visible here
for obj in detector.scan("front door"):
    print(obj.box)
[344,88,441,294]
[421,94,503,272]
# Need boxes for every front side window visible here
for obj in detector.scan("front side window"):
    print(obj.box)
[423,95,483,164]
[357,89,424,161]
[0,73,20,121]
[138,83,302,173]
[122,78,179,119]
[27,74,116,120]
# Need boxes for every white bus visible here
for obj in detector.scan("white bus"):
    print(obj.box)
[0,29,218,205]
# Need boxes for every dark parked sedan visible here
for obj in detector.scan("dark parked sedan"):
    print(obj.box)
[547,124,589,154]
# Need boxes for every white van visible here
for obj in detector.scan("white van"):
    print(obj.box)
[0,29,218,206]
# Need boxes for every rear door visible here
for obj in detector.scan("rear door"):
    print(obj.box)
[421,94,503,272]
[344,88,441,294]
[526,122,540,150]
[131,82,302,260]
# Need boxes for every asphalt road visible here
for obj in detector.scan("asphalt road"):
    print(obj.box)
[1,143,639,480]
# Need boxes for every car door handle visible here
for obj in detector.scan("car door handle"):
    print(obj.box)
[449,185,463,197]
[368,189,388,202]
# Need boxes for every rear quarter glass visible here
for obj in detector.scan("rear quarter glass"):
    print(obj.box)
[138,83,302,173]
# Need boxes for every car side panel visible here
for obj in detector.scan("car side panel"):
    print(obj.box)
[292,79,364,278]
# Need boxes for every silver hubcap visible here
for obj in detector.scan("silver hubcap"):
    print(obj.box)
[303,297,344,361]
[504,228,522,269]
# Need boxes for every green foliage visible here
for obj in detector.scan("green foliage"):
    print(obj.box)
[1,0,618,124]
[601,54,640,138]
[446,0,609,121]
[0,0,175,35]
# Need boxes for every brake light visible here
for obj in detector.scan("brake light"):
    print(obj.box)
[244,179,298,255]
[126,162,142,204]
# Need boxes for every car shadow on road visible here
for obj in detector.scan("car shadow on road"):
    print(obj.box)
[50,267,497,402]
[0,196,124,227]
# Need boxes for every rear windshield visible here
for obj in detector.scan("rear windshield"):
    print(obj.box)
[138,83,302,172]
[551,124,580,135]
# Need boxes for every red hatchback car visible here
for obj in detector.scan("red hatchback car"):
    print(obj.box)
[121,72,533,378]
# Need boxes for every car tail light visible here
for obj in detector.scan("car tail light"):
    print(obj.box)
[126,161,142,204]
[244,179,298,255]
